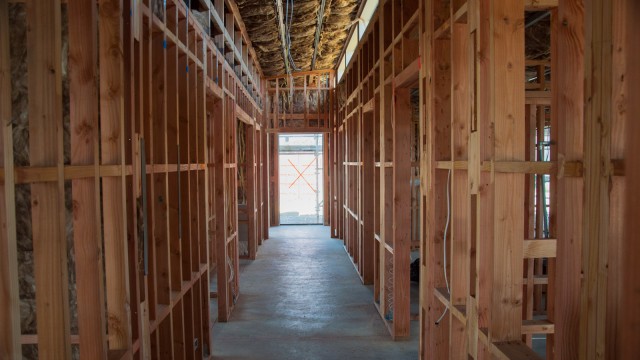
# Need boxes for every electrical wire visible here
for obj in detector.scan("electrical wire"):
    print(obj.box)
[287,0,301,71]
[280,0,301,73]
[435,169,451,325]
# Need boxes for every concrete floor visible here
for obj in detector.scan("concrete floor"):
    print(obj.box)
[212,225,419,359]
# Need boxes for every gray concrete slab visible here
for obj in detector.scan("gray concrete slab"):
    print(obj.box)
[212,225,419,360]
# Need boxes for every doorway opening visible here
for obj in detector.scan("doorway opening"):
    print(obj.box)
[278,133,324,224]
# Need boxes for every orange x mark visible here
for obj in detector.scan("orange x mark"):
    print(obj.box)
[288,158,318,193]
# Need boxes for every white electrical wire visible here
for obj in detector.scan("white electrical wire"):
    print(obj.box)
[435,169,451,325]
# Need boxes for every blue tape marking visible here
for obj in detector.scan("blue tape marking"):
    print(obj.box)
[186,65,189,73]
[163,40,167,49]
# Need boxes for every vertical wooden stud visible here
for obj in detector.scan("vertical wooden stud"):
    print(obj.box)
[0,1,21,358]
[554,0,584,357]
[27,0,71,357]
[99,0,132,350]
[69,0,108,357]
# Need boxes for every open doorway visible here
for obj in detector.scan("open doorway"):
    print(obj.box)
[278,134,324,224]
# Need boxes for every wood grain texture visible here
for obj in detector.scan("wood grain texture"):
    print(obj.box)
[604,0,626,358]
[392,87,412,338]
[68,0,108,357]
[27,0,72,357]
[554,0,584,357]
[449,21,470,358]
[580,0,615,357]
[361,112,375,284]
[489,0,525,342]
[99,0,132,350]
[621,0,640,358]
[0,1,21,358]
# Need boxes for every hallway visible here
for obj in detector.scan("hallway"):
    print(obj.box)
[212,226,419,359]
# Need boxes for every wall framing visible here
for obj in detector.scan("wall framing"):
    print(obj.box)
[330,0,634,356]
[0,0,268,358]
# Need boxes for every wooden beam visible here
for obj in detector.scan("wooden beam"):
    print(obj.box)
[394,58,420,88]
[246,124,257,259]
[99,0,132,350]
[621,0,639,358]
[524,0,558,10]
[523,239,557,258]
[553,0,584,357]
[449,20,470,357]
[580,0,617,357]
[492,341,544,360]
[522,319,555,334]
[69,0,108,357]
[489,0,525,342]
[361,113,374,284]
[27,0,71,357]
[0,0,21,358]
[392,88,412,338]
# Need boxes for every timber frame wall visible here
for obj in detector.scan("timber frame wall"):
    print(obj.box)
[333,0,421,339]
[0,0,268,358]
[331,0,639,357]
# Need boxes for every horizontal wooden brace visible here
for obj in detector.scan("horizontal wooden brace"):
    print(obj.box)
[434,160,585,177]
[362,98,376,114]
[523,239,557,258]
[0,164,206,184]
[236,104,254,125]
[522,275,549,285]
[266,128,331,134]
[524,0,558,11]
[21,334,79,345]
[267,86,332,91]
[521,319,555,334]
[272,113,330,120]
[525,91,551,105]
[394,58,420,88]
[493,341,544,360]
[264,69,335,80]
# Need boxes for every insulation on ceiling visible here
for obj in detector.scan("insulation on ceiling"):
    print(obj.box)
[236,0,360,76]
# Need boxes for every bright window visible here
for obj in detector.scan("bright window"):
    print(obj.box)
[345,30,358,65]
[337,55,346,82]
[359,0,378,39]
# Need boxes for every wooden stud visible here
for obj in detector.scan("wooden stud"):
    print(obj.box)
[547,9,558,358]
[100,0,132,351]
[553,0,584,357]
[392,87,412,338]
[620,0,639,358]
[246,124,257,259]
[361,111,375,284]
[0,1,21,358]
[489,0,525,342]
[450,20,470,357]
[69,0,108,357]
[580,0,614,357]
[27,0,71,357]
